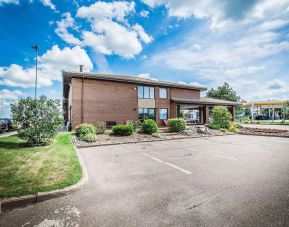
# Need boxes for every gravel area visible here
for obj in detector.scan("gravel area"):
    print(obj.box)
[239,127,289,137]
[180,125,229,136]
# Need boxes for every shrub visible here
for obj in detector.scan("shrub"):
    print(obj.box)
[82,133,97,142]
[95,121,106,134]
[11,96,62,145]
[207,123,220,130]
[75,123,96,138]
[229,123,238,133]
[126,120,141,131]
[234,122,243,129]
[112,124,134,136]
[211,106,232,129]
[168,118,186,132]
[141,119,158,135]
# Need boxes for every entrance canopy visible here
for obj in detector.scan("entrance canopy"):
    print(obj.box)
[171,97,240,124]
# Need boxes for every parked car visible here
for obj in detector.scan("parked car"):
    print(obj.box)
[255,115,269,120]
[1,118,13,130]
[0,119,8,133]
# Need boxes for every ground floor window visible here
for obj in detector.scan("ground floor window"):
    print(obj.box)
[138,108,155,121]
[160,108,168,120]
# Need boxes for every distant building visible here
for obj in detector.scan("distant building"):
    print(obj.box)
[242,101,288,120]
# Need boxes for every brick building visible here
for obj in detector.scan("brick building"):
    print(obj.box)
[63,71,239,129]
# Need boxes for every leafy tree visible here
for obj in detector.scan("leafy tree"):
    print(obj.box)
[207,82,241,102]
[11,96,62,145]
[210,106,232,129]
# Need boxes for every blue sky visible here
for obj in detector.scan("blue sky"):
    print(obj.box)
[1,0,289,117]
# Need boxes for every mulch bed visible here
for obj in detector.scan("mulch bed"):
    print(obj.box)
[239,127,289,137]
[72,126,233,147]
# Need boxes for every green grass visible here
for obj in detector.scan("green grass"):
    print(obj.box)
[0,132,82,198]
[255,121,289,125]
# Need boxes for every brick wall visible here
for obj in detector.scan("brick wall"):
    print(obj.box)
[170,87,200,99]
[71,78,138,129]
[155,86,171,125]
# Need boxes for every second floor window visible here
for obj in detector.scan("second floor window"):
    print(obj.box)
[159,87,167,98]
[138,85,155,99]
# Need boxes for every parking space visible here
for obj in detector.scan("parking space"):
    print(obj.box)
[1,135,289,227]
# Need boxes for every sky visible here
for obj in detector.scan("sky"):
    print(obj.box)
[1,0,289,117]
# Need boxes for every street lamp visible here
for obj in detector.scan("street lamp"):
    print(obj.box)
[31,45,40,99]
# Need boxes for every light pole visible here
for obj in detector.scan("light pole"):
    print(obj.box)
[31,45,40,99]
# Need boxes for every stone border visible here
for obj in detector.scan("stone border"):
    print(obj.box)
[238,132,289,138]
[76,133,235,148]
[0,144,88,213]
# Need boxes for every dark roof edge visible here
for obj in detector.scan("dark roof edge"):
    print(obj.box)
[63,71,207,91]
[172,98,241,106]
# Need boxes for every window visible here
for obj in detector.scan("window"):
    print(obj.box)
[138,108,156,120]
[138,85,155,99]
[160,108,168,120]
[159,88,167,99]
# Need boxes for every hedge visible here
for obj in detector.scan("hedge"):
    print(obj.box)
[168,118,186,132]
[141,119,158,135]
[112,124,134,136]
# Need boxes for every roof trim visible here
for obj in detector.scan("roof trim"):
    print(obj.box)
[172,97,241,106]
[63,71,207,91]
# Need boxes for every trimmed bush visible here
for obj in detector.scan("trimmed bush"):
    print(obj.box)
[82,133,97,142]
[211,106,232,129]
[168,118,186,132]
[112,124,134,136]
[207,123,220,130]
[95,121,106,134]
[141,119,158,135]
[75,123,96,138]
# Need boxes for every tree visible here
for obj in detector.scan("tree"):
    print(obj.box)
[207,82,241,102]
[11,96,62,145]
[211,106,232,129]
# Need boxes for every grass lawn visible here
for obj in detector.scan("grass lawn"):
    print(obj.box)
[255,121,289,125]
[0,132,82,198]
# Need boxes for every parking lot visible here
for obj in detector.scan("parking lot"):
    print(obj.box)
[1,135,289,227]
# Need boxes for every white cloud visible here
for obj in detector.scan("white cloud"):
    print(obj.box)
[141,0,289,29]
[137,73,158,81]
[0,89,26,117]
[0,89,25,99]
[55,1,152,58]
[140,10,149,18]
[133,24,153,43]
[40,0,55,10]
[0,45,93,88]
[77,1,135,22]
[55,13,81,45]
[0,0,19,6]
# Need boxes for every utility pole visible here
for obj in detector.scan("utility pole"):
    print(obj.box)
[31,45,40,99]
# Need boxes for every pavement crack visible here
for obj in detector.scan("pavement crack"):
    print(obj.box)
[185,185,240,210]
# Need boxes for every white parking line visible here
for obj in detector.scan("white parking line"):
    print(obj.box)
[122,144,192,175]
[160,142,238,161]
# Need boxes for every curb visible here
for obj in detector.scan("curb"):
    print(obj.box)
[238,133,289,138]
[0,144,88,213]
[76,133,236,149]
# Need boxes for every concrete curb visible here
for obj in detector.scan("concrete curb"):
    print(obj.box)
[76,133,236,149]
[0,144,88,213]
[238,132,289,138]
